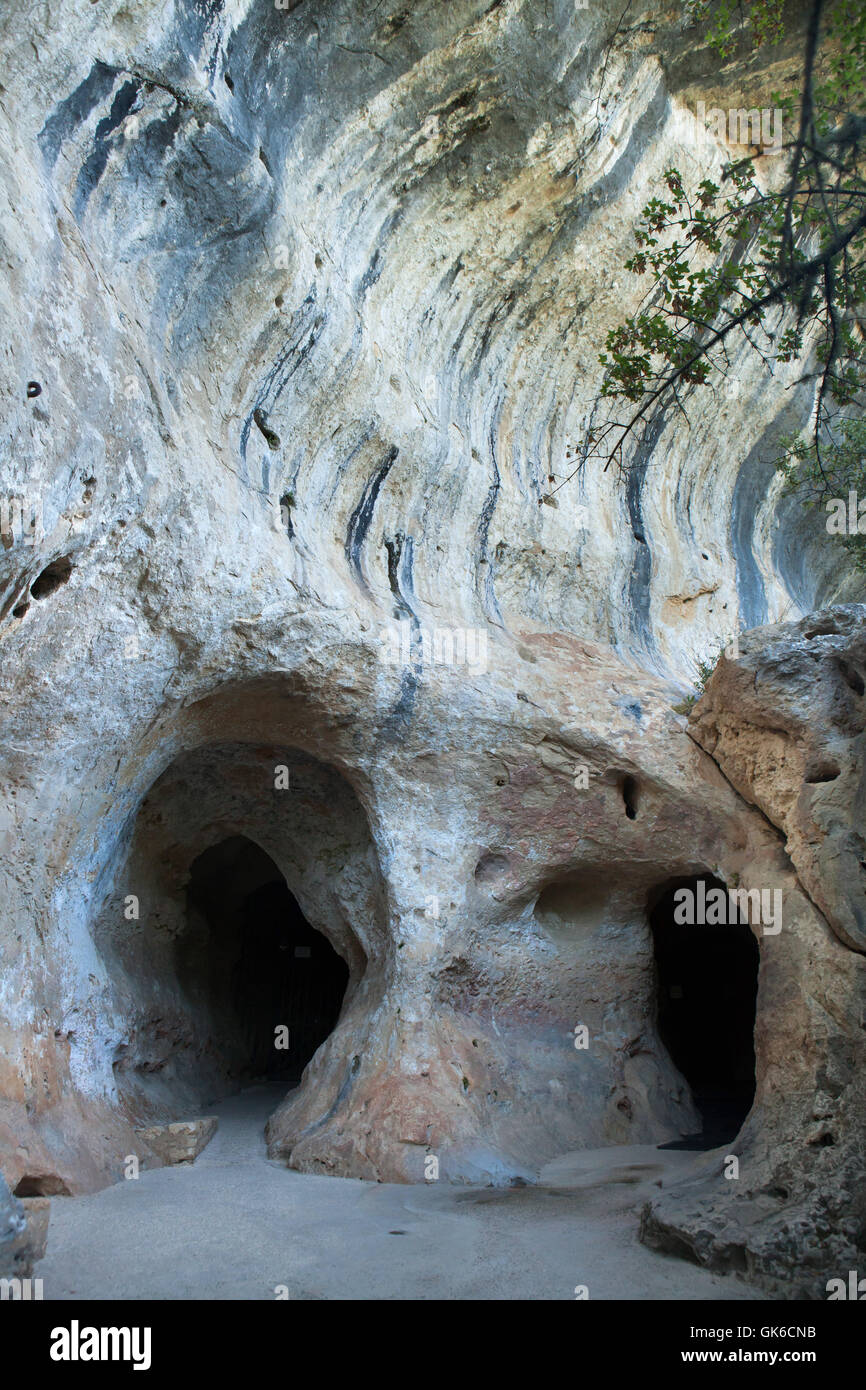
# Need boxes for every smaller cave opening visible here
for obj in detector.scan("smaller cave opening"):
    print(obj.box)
[14,1175,71,1197]
[182,837,349,1089]
[30,556,73,599]
[650,875,759,1149]
[805,759,841,783]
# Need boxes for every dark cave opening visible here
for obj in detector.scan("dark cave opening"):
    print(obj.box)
[649,875,759,1149]
[183,836,349,1088]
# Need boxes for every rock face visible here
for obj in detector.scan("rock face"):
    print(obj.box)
[0,0,863,1295]
[0,1172,48,1279]
[643,608,866,1296]
[0,1174,27,1277]
[689,607,866,955]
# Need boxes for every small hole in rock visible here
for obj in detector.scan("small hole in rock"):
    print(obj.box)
[31,556,73,599]
[12,602,29,618]
[275,294,284,307]
[474,851,509,884]
[808,1130,835,1147]
[621,774,639,820]
[805,761,841,783]
[26,381,41,398]
[837,659,865,697]
[224,72,234,91]
[254,408,280,450]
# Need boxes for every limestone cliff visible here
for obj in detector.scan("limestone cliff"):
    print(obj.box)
[0,0,863,1294]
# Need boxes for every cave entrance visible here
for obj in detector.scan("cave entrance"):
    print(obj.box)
[649,875,759,1148]
[182,836,349,1088]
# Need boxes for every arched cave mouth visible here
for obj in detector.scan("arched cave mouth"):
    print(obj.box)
[103,739,381,1123]
[649,875,759,1150]
[180,836,350,1089]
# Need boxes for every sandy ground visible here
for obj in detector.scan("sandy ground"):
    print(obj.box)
[38,1085,764,1301]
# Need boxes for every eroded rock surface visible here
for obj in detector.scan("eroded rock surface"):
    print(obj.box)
[0,1172,47,1279]
[0,0,864,1295]
[690,606,866,953]
[643,609,866,1295]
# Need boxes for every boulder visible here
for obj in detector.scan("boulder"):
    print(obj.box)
[0,1173,47,1279]
[134,1118,218,1167]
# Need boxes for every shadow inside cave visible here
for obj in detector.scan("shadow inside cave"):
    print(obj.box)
[182,836,349,1089]
[649,875,759,1152]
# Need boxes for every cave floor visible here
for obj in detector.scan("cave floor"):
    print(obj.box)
[38,1085,764,1301]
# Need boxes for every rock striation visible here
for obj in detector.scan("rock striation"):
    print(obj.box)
[0,0,863,1292]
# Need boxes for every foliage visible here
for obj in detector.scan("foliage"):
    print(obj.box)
[778,415,866,568]
[672,638,737,712]
[567,0,866,574]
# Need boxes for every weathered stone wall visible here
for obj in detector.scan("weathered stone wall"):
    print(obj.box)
[0,0,863,1290]
[644,607,866,1296]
